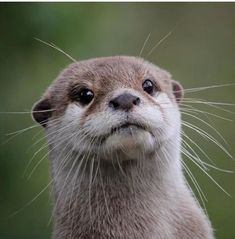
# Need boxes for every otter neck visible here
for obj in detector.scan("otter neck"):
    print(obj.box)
[51,138,184,239]
[51,136,183,196]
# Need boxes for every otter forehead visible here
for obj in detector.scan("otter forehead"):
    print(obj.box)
[60,56,172,83]
[47,56,172,102]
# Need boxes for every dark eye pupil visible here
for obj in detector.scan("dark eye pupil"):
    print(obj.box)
[79,89,94,105]
[143,79,154,94]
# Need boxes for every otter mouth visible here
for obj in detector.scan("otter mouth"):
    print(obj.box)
[98,121,151,144]
[110,122,146,135]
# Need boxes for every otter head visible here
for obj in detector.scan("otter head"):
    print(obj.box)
[32,56,183,162]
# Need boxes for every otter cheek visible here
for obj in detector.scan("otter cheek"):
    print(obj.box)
[62,103,83,123]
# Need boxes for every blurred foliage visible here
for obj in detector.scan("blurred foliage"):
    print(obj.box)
[0,3,235,239]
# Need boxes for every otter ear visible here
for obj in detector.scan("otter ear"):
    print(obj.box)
[171,80,184,103]
[32,98,52,127]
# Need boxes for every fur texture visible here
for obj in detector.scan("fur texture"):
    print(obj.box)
[32,56,214,239]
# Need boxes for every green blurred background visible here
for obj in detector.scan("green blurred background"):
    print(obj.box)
[0,3,235,239]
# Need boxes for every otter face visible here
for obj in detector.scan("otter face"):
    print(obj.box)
[32,56,183,161]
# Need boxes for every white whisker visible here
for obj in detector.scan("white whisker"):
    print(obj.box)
[35,38,77,63]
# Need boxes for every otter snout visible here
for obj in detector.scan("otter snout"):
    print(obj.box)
[109,93,140,111]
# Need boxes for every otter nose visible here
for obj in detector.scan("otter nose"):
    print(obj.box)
[109,93,140,111]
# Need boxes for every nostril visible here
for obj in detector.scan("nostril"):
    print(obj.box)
[109,93,140,111]
[133,97,140,105]
[109,100,119,109]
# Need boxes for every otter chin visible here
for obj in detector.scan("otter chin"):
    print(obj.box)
[104,126,155,160]
[32,56,214,239]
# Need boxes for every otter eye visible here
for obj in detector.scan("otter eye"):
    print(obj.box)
[71,88,94,105]
[142,79,154,95]
[79,88,94,105]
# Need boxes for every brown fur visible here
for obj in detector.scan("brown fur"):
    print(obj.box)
[32,56,214,239]
[34,56,175,122]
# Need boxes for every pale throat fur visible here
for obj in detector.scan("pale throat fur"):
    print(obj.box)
[32,56,214,239]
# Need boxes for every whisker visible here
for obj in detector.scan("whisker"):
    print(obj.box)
[182,132,233,173]
[181,99,235,114]
[35,38,77,63]
[181,107,233,122]
[139,32,151,57]
[183,98,235,107]
[181,147,231,197]
[182,121,233,159]
[24,129,74,177]
[27,119,73,151]
[147,30,172,56]
[99,166,110,217]
[182,161,207,202]
[49,152,84,226]
[182,139,208,171]
[0,109,55,114]
[4,117,60,145]
[183,83,235,94]
[182,162,208,217]
[27,129,79,179]
[9,180,53,218]
[181,111,229,146]
[181,130,215,165]
[5,125,39,136]
[89,157,95,220]
[201,162,234,174]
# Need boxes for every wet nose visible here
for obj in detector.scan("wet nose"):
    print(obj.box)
[109,93,140,111]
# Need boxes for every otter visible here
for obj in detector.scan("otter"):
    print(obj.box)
[32,56,214,239]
